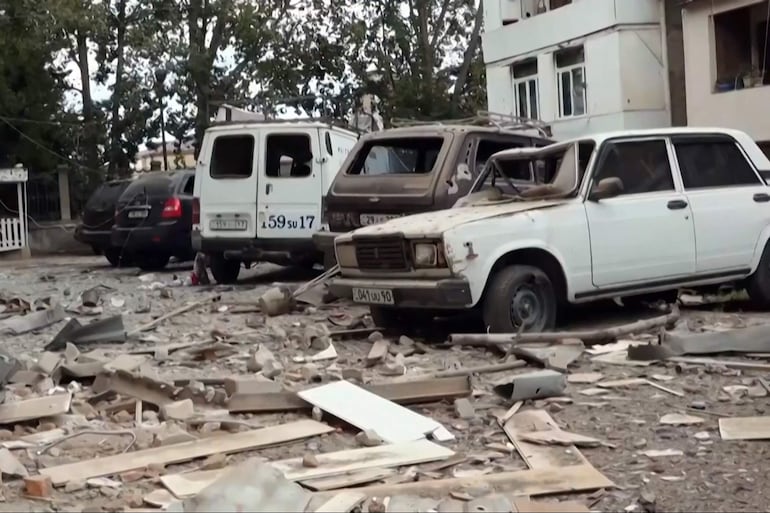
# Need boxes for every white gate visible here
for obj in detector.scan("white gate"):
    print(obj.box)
[0,218,23,251]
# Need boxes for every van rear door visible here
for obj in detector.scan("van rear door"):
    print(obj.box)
[198,130,258,239]
[256,128,323,239]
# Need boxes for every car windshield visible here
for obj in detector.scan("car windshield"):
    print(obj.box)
[470,141,595,201]
[346,137,445,176]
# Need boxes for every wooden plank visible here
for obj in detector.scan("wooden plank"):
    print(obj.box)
[161,439,455,498]
[311,464,614,500]
[502,410,588,470]
[719,416,770,440]
[314,491,366,513]
[228,376,471,414]
[40,419,333,486]
[301,469,396,492]
[0,393,72,424]
[298,381,453,443]
[277,440,454,481]
[511,497,590,513]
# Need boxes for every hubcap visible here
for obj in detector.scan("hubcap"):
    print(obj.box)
[509,283,545,330]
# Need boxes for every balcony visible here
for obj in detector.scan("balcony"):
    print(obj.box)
[482,0,661,64]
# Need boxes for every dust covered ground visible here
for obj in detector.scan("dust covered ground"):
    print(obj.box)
[0,255,768,512]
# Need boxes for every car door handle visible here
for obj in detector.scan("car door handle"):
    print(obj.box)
[754,193,770,202]
[667,200,688,210]
[265,183,272,195]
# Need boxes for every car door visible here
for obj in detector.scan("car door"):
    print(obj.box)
[671,134,770,273]
[583,137,696,287]
[256,129,323,239]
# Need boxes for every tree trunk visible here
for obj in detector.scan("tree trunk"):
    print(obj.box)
[449,4,484,115]
[108,0,127,178]
[76,31,99,172]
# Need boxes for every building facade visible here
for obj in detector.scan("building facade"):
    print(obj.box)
[482,0,672,140]
[681,0,770,155]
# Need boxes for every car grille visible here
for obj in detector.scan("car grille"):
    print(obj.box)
[354,238,408,271]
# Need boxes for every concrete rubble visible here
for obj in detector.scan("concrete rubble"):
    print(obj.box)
[0,257,767,511]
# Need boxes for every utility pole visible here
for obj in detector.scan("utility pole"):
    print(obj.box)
[154,68,169,171]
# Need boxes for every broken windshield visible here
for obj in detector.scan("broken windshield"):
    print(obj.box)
[345,137,445,176]
[470,141,595,201]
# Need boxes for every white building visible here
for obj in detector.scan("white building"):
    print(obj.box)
[482,0,672,140]
[680,0,770,155]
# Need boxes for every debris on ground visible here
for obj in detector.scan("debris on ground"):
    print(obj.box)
[1,257,770,511]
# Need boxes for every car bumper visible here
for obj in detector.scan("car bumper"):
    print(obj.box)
[74,226,112,249]
[111,222,192,254]
[328,277,473,309]
[195,232,319,262]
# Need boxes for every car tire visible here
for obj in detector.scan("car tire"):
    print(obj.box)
[482,265,557,333]
[210,254,241,284]
[622,290,679,308]
[136,253,170,271]
[104,248,126,268]
[91,245,102,256]
[747,241,770,308]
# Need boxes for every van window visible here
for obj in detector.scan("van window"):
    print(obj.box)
[210,135,255,178]
[265,134,313,178]
[347,137,444,175]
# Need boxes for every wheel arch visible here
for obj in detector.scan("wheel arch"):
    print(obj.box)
[750,228,770,274]
[478,245,570,307]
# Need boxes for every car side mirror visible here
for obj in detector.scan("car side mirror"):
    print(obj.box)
[589,177,623,201]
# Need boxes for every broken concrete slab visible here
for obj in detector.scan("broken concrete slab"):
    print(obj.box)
[45,315,126,351]
[493,370,567,402]
[629,324,770,361]
[453,398,475,419]
[0,303,66,335]
[366,339,390,367]
[161,399,195,421]
[182,458,311,512]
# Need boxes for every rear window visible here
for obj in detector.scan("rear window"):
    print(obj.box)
[210,135,254,178]
[86,181,130,208]
[120,176,174,202]
[346,137,444,175]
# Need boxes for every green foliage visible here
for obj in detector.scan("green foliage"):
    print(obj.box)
[0,0,488,177]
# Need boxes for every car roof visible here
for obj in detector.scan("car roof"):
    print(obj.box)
[489,127,769,169]
[361,125,551,142]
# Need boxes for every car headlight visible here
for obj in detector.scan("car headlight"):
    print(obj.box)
[412,241,447,268]
[335,243,357,267]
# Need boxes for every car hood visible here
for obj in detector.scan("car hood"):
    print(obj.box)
[340,199,568,239]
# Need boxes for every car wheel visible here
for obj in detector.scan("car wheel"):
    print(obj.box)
[622,290,679,308]
[482,265,557,333]
[210,254,241,284]
[136,253,170,271]
[104,248,125,268]
[91,245,102,256]
[747,241,770,308]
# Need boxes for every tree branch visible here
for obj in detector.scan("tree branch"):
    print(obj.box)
[449,3,483,112]
[429,0,452,49]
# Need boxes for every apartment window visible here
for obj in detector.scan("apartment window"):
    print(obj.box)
[713,3,770,91]
[521,0,573,18]
[512,59,539,120]
[555,46,586,118]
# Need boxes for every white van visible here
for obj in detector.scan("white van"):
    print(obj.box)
[192,120,359,283]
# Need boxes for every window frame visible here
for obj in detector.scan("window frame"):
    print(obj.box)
[344,136,448,176]
[209,134,256,180]
[586,137,677,199]
[512,60,540,120]
[555,46,587,119]
[670,134,764,190]
[264,132,314,179]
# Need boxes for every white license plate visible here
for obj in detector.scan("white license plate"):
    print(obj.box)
[210,219,247,231]
[352,287,394,305]
[127,210,148,219]
[360,213,400,226]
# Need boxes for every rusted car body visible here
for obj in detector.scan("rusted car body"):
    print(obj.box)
[313,125,553,266]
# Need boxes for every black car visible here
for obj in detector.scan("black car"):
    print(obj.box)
[111,170,196,271]
[74,178,132,267]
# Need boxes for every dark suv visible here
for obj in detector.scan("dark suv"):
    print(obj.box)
[74,179,132,266]
[111,170,196,271]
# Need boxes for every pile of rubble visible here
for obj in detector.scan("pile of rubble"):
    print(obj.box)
[1,266,770,512]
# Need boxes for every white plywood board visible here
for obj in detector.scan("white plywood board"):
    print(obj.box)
[297,380,454,443]
[719,416,770,440]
